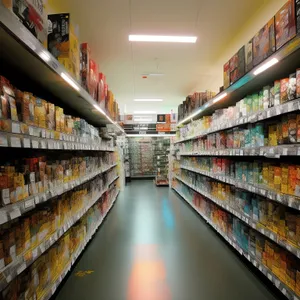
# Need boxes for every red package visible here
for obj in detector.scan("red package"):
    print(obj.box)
[89,60,98,100]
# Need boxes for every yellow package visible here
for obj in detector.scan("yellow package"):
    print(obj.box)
[34,98,47,128]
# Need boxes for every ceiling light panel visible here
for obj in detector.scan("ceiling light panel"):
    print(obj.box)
[134,99,163,102]
[129,35,197,43]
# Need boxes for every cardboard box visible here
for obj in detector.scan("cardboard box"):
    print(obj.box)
[280,78,289,104]
[48,13,80,80]
[80,43,91,92]
[253,18,275,66]
[3,0,47,45]
[229,53,238,85]
[275,0,297,50]
[98,73,106,109]
[245,39,253,73]
[89,59,98,100]
[223,61,230,89]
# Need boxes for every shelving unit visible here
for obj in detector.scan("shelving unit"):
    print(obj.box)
[0,4,120,300]
[173,31,300,300]
[154,138,170,186]
[128,137,155,178]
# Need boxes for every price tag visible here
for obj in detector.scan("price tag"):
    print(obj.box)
[9,208,21,219]
[41,129,46,138]
[267,273,272,281]
[32,140,39,148]
[25,198,35,209]
[48,140,54,149]
[29,126,34,136]
[34,196,40,204]
[10,137,22,148]
[253,261,257,267]
[17,263,26,275]
[12,122,21,133]
[40,140,46,149]
[22,138,31,148]
[32,248,38,259]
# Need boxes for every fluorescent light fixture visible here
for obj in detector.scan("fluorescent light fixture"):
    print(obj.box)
[134,111,157,114]
[61,73,80,91]
[134,99,163,102]
[93,104,106,115]
[212,92,227,104]
[39,51,51,62]
[129,35,197,43]
[127,134,176,137]
[253,58,279,76]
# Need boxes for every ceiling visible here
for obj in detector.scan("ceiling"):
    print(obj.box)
[50,0,271,115]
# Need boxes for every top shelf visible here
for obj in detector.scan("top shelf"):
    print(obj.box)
[0,4,122,131]
[178,34,300,125]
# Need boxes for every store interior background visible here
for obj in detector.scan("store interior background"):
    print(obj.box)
[46,0,287,116]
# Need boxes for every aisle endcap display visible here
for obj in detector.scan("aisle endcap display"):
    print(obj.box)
[172,187,299,300]
[0,3,123,131]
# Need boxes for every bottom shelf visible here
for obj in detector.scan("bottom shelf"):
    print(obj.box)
[172,187,299,300]
[41,190,120,300]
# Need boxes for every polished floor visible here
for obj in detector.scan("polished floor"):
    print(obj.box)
[55,180,281,300]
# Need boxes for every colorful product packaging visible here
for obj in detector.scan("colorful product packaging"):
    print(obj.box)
[296,68,300,98]
[48,13,80,80]
[275,0,297,50]
[3,0,47,45]
[80,43,91,92]
[252,17,275,66]
[288,73,297,101]
[223,61,230,89]
[280,78,290,104]
[245,39,254,72]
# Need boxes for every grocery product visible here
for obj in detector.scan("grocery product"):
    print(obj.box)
[245,39,254,72]
[223,61,230,89]
[48,13,80,80]
[3,0,47,45]
[275,0,297,50]
[80,43,91,92]
[253,17,275,66]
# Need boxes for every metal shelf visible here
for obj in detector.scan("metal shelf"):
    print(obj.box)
[180,144,300,158]
[178,34,300,126]
[176,99,300,144]
[180,165,300,210]
[172,187,299,300]
[0,3,122,131]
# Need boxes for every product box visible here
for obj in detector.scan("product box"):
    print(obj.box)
[3,0,47,45]
[47,103,55,130]
[223,61,230,89]
[48,13,80,80]
[34,98,46,128]
[229,53,239,85]
[89,59,98,100]
[253,17,275,66]
[275,0,297,50]
[280,78,289,104]
[98,73,106,109]
[274,80,281,106]
[288,73,297,101]
[245,39,254,73]
[297,0,300,33]
[80,43,91,92]
[296,68,300,98]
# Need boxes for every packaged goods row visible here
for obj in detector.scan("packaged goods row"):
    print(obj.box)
[177,0,300,123]
[0,185,119,300]
[1,2,120,121]
[178,68,300,140]
[173,180,300,297]
[224,0,300,88]
[0,168,118,291]
[0,152,116,206]
[181,156,300,198]
[178,111,300,154]
[0,76,102,139]
[177,168,300,251]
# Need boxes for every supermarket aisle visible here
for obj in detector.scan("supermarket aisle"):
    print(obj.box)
[55,180,280,300]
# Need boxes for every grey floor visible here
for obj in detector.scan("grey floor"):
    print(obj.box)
[55,180,281,300]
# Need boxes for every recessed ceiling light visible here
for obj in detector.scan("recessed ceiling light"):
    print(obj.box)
[134,99,163,102]
[253,58,279,76]
[129,35,197,43]
[134,111,157,114]
[142,73,165,77]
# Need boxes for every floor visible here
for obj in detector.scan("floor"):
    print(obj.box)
[55,180,281,300]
